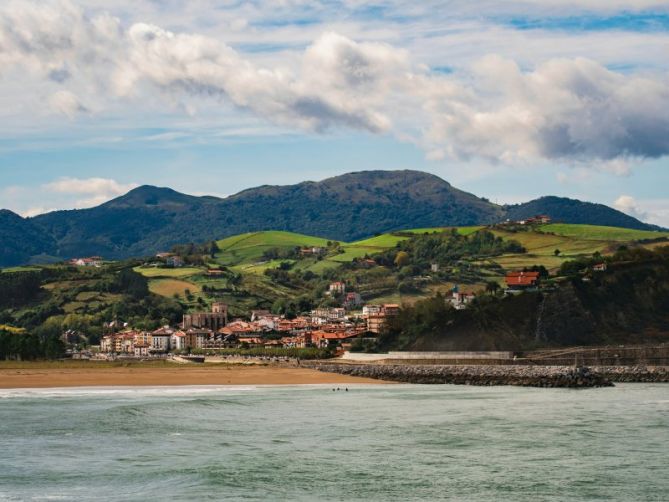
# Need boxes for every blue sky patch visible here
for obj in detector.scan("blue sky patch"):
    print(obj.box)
[507,13,669,32]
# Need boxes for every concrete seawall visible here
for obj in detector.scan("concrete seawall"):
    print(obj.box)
[308,363,616,388]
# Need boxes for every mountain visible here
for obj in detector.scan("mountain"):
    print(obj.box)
[225,170,504,238]
[506,196,663,231]
[0,170,661,266]
[29,170,504,261]
[0,210,57,267]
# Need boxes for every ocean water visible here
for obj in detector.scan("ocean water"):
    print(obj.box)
[0,384,667,501]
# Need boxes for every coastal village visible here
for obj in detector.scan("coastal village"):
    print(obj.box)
[58,214,622,359]
[94,268,549,357]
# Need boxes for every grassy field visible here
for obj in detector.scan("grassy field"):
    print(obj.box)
[348,234,408,248]
[402,226,484,236]
[215,231,330,267]
[207,225,661,275]
[133,266,204,278]
[491,228,612,270]
[330,233,410,264]
[149,278,201,298]
[495,229,610,254]
[540,224,669,241]
[135,224,669,306]
[1,266,42,273]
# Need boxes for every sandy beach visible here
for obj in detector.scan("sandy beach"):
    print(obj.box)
[0,362,388,388]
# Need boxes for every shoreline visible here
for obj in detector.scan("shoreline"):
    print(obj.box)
[0,364,391,388]
[2,361,667,389]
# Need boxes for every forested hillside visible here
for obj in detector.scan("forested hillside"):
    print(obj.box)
[380,247,669,352]
[1,170,662,266]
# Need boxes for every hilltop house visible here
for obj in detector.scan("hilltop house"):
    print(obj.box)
[300,246,325,257]
[519,215,552,225]
[165,255,185,268]
[505,271,541,292]
[69,256,102,267]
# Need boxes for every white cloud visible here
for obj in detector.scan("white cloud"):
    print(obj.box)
[418,56,669,164]
[613,195,669,227]
[22,206,58,218]
[613,195,648,220]
[48,90,88,118]
[636,199,669,228]
[0,1,668,168]
[42,177,138,208]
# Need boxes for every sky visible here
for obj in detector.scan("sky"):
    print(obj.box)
[0,0,668,225]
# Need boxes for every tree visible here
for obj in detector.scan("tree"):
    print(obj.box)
[485,281,501,296]
[209,240,220,258]
[554,249,561,256]
[112,268,149,299]
[394,251,410,268]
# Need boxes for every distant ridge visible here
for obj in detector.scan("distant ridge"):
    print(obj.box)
[0,210,56,267]
[0,170,661,266]
[506,196,664,232]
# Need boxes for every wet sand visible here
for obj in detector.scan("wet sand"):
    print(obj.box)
[0,364,389,388]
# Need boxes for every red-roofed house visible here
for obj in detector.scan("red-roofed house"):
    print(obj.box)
[310,330,361,348]
[505,271,540,291]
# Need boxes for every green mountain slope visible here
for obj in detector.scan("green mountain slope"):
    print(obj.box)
[506,196,663,231]
[127,224,668,316]
[28,170,504,263]
[1,170,663,266]
[0,210,57,267]
[215,231,330,266]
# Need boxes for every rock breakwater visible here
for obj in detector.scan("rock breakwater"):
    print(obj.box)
[592,366,669,383]
[309,363,614,388]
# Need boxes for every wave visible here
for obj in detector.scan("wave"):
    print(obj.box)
[0,385,262,400]
[0,382,395,400]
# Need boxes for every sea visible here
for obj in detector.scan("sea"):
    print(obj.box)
[0,383,667,501]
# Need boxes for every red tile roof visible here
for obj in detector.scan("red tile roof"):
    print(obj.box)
[505,271,540,286]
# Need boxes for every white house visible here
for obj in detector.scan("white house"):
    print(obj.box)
[451,291,475,310]
[150,330,172,352]
[362,305,382,317]
[328,281,346,295]
[171,331,186,351]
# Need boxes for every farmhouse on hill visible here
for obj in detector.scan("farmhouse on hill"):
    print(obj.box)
[505,271,541,292]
